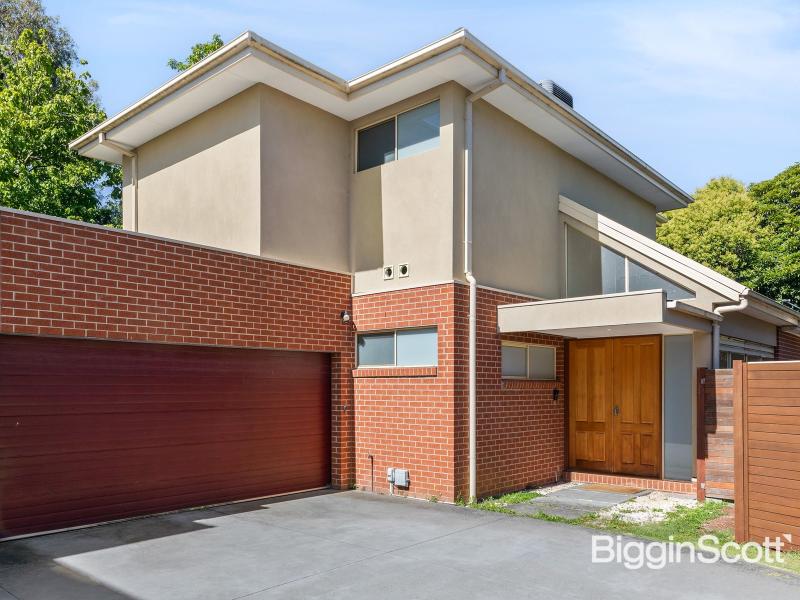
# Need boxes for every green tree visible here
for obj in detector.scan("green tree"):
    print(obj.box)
[748,164,800,305]
[657,177,771,290]
[1,0,76,67]
[167,34,224,71]
[0,30,120,225]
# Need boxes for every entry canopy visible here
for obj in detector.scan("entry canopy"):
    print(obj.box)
[497,197,800,339]
[498,289,717,338]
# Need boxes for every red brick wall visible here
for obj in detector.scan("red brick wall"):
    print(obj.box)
[776,329,800,360]
[455,287,566,500]
[352,282,565,502]
[0,209,356,487]
[352,284,458,501]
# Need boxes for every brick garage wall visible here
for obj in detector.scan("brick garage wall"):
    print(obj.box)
[454,286,566,500]
[0,209,356,487]
[352,284,458,502]
[776,329,800,360]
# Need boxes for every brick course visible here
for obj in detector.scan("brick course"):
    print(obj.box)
[0,209,356,487]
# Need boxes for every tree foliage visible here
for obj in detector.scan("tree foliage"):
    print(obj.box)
[0,30,121,225]
[658,177,768,284]
[748,164,800,305]
[0,0,76,68]
[167,34,224,71]
[658,170,800,307]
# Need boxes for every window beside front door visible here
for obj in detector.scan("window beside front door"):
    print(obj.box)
[501,342,556,380]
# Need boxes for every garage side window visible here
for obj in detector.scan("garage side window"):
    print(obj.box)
[501,342,556,380]
[357,327,438,367]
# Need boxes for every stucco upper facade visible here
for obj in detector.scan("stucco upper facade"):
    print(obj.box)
[121,78,662,300]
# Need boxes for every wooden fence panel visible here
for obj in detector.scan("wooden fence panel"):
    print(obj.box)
[735,360,800,549]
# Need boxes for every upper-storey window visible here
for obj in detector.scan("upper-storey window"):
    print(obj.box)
[565,225,695,301]
[356,100,440,172]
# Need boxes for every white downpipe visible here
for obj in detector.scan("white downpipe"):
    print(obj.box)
[712,296,749,368]
[465,69,506,503]
[97,133,138,232]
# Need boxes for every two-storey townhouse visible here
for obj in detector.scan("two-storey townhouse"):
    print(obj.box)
[2,29,799,536]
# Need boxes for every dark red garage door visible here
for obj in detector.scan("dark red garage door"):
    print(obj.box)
[0,335,331,537]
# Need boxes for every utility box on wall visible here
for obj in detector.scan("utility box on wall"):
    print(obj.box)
[386,468,410,488]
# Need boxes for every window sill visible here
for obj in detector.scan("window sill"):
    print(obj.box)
[353,366,438,378]
[502,378,559,389]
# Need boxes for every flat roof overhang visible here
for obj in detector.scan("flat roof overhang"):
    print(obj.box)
[497,290,717,339]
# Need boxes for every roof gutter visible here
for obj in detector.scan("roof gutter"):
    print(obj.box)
[711,295,750,369]
[465,68,507,503]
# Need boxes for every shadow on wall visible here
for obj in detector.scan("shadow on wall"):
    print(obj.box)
[350,165,385,273]
[135,87,261,180]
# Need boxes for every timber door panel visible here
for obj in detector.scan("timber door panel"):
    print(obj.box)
[569,339,613,472]
[612,336,661,477]
[568,335,661,477]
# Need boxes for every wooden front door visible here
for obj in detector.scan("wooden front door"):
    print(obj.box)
[569,335,661,478]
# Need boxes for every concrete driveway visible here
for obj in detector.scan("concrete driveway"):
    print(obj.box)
[0,490,797,600]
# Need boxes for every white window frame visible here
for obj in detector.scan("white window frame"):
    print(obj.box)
[355,99,440,173]
[356,326,438,368]
[501,341,557,381]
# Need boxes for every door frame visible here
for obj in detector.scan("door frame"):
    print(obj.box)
[567,334,663,478]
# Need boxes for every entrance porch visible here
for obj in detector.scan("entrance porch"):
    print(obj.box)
[498,290,707,487]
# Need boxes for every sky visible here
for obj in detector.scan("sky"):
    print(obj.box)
[45,0,800,194]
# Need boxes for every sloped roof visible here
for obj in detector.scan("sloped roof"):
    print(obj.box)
[70,29,693,211]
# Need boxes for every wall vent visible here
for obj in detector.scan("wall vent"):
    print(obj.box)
[538,80,573,108]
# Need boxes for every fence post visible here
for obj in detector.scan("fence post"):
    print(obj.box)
[696,368,706,501]
[733,360,748,543]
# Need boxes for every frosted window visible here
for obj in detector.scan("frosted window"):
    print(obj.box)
[502,345,527,378]
[396,328,438,366]
[357,332,395,366]
[528,346,556,380]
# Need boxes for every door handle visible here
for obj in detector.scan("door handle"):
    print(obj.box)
[613,405,620,416]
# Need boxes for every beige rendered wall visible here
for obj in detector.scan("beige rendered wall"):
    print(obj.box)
[127,86,262,255]
[350,83,460,294]
[720,311,777,347]
[259,85,350,273]
[470,99,657,299]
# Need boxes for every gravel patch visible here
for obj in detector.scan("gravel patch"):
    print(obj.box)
[597,491,698,524]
